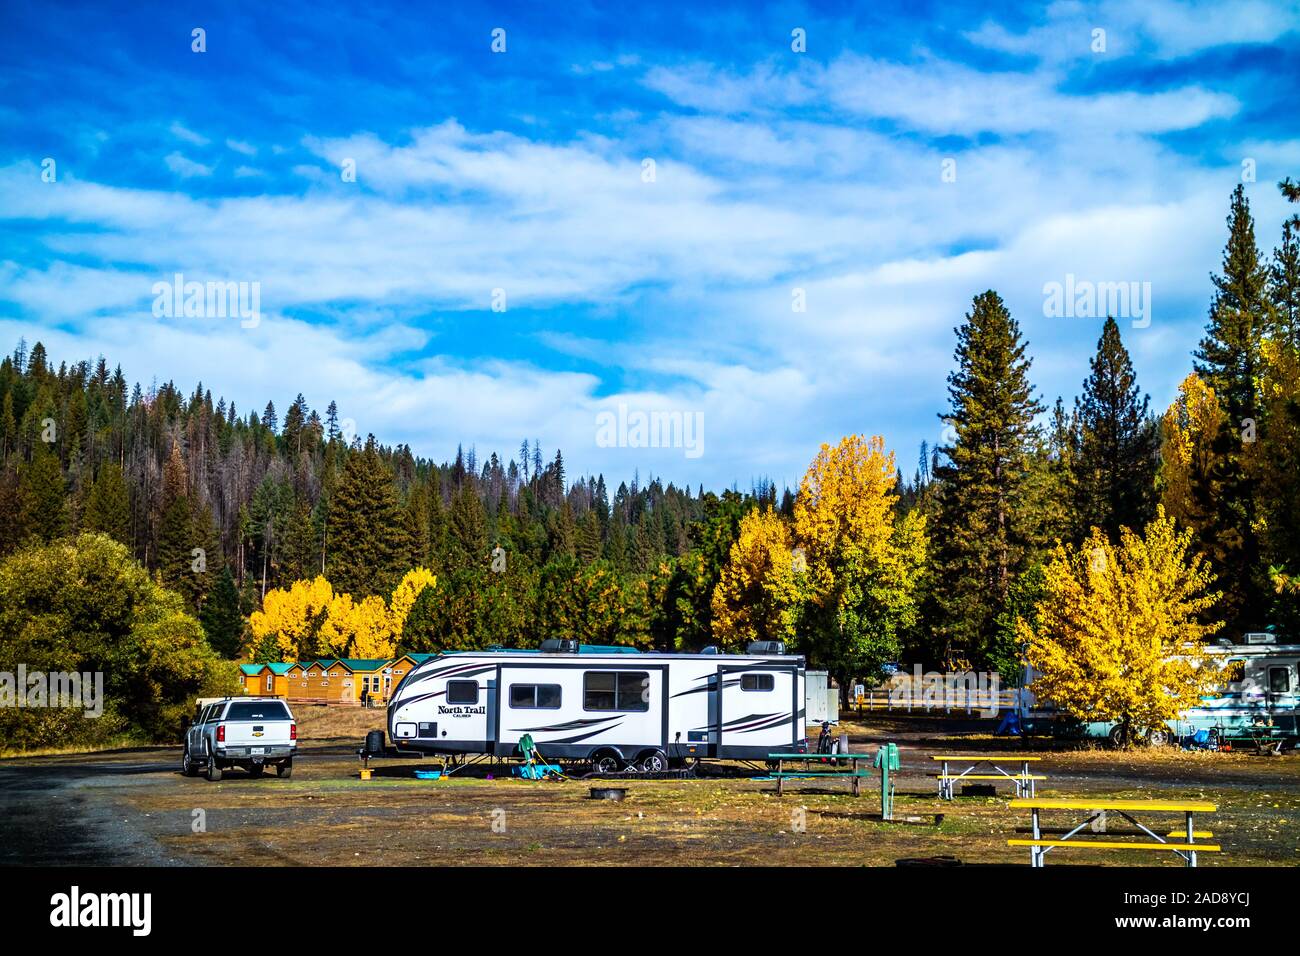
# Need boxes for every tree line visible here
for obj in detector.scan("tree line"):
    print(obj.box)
[1,177,1297,727]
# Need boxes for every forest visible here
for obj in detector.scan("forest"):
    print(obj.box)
[1,177,1298,748]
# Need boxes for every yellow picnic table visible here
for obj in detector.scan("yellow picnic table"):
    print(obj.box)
[1009,798,1220,867]
[931,754,1045,800]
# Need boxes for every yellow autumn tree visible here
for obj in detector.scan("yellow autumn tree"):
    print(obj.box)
[388,567,437,643]
[711,507,800,652]
[249,567,436,661]
[1023,507,1222,744]
[1159,372,1225,533]
[319,593,397,659]
[248,576,334,660]
[790,435,927,681]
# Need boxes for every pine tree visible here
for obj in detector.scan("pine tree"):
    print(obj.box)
[931,290,1043,666]
[327,436,408,596]
[157,442,197,605]
[200,565,245,657]
[446,483,488,571]
[1073,317,1158,539]
[21,443,68,543]
[1272,216,1300,350]
[1192,185,1273,634]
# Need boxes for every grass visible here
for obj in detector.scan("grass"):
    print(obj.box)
[292,703,384,741]
[0,735,156,759]
[125,747,1299,867]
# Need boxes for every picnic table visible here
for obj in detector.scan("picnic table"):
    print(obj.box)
[766,752,873,797]
[1008,798,1220,867]
[1216,723,1290,755]
[931,754,1046,800]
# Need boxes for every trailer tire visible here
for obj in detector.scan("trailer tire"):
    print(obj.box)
[591,751,622,774]
[638,749,668,773]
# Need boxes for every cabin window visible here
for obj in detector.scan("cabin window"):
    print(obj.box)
[741,673,775,692]
[584,671,650,712]
[265,674,274,691]
[509,684,562,709]
[1269,667,1292,694]
[447,680,480,705]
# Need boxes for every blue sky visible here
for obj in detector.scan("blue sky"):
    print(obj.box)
[2,0,1299,490]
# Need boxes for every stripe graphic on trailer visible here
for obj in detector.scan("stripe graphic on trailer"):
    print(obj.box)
[546,721,625,744]
[512,716,620,733]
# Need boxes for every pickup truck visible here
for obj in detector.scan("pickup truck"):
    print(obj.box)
[183,697,297,781]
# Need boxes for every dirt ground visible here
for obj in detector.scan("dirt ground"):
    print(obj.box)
[1,711,1296,867]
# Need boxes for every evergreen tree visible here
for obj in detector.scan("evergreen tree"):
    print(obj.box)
[200,565,244,657]
[326,436,408,596]
[446,483,489,571]
[1272,216,1300,349]
[20,444,68,543]
[931,290,1043,666]
[1073,317,1158,539]
[1192,185,1273,634]
[157,443,197,606]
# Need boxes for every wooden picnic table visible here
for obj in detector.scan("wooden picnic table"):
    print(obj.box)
[1008,798,1219,867]
[931,754,1045,800]
[767,752,873,797]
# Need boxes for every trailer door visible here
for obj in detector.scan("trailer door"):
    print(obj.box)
[716,664,799,758]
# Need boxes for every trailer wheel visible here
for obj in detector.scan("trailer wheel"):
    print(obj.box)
[638,749,668,773]
[591,751,622,774]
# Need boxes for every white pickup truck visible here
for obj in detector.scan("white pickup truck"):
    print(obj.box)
[183,697,297,781]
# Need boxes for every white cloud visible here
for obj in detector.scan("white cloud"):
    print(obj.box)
[169,121,210,146]
[164,151,213,178]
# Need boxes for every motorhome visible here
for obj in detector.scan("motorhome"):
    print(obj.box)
[386,640,807,771]
[1018,638,1299,747]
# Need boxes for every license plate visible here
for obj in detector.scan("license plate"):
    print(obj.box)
[250,747,265,755]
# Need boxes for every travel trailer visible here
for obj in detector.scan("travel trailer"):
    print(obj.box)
[386,641,807,770]
[1018,638,1299,746]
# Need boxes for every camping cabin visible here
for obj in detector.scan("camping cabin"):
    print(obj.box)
[239,662,292,698]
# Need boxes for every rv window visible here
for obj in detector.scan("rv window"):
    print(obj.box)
[447,681,480,705]
[741,673,774,692]
[584,671,650,712]
[1269,667,1292,694]
[509,684,562,709]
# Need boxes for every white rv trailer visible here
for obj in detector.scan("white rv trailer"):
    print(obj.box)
[1018,641,1299,745]
[387,642,808,769]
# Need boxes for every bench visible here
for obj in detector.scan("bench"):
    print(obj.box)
[931,755,1044,800]
[1009,798,1220,867]
[764,753,872,797]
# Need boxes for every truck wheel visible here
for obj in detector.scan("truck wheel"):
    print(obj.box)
[182,747,197,777]
[205,753,223,782]
[277,760,293,779]
[638,750,668,773]
[247,763,265,778]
